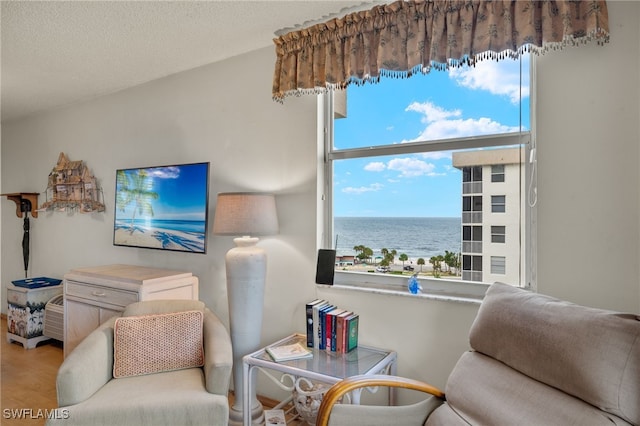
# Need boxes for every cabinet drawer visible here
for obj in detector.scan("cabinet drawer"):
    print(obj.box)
[65,281,138,307]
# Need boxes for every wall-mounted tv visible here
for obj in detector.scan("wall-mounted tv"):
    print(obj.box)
[114,162,210,254]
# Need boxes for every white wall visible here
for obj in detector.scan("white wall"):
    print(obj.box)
[0,46,323,340]
[2,0,639,403]
[536,0,640,311]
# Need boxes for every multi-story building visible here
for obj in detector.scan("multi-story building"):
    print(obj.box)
[452,147,525,284]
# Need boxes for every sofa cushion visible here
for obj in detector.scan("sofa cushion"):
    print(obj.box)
[122,299,205,317]
[469,283,640,425]
[427,351,633,426]
[47,368,229,426]
[113,310,204,378]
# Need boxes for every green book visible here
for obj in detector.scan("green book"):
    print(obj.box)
[346,313,359,352]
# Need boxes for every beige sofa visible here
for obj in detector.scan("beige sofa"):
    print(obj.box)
[47,300,233,426]
[317,283,640,426]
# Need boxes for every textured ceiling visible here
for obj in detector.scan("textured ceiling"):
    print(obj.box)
[1,1,379,123]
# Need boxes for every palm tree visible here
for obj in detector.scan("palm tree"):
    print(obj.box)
[116,169,159,234]
[417,257,425,272]
[353,245,373,263]
[387,249,397,265]
[444,250,457,274]
[399,253,408,268]
[429,255,444,278]
[363,247,374,264]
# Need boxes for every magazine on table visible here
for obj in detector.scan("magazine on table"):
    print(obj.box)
[266,342,313,362]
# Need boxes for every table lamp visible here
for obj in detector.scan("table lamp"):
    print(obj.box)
[213,192,278,426]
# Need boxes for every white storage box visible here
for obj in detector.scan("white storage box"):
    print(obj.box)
[44,294,64,342]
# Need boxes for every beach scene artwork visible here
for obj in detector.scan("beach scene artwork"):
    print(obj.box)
[114,162,209,254]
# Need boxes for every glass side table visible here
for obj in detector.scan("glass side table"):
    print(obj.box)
[242,333,397,426]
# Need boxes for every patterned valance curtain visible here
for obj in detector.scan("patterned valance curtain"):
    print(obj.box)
[272,0,609,102]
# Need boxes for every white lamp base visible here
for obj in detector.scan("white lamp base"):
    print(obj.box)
[226,236,265,426]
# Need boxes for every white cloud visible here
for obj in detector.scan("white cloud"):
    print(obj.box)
[364,162,386,172]
[406,102,461,123]
[448,59,530,104]
[148,166,180,179]
[387,157,436,178]
[403,101,520,141]
[342,183,383,194]
[363,156,441,179]
[417,116,518,140]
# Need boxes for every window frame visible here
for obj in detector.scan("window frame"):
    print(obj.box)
[490,256,507,274]
[317,61,537,300]
[491,195,506,213]
[463,225,483,254]
[491,164,505,182]
[491,225,506,243]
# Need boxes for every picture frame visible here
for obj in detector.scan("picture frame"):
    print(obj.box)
[113,162,210,254]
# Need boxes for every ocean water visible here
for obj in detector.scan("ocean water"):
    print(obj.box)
[115,219,206,234]
[334,217,461,260]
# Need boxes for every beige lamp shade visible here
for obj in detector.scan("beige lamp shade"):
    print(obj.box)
[212,192,278,236]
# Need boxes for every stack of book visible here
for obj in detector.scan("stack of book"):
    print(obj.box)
[305,299,359,353]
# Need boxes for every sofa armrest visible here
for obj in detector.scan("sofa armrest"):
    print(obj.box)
[56,317,118,407]
[202,308,233,395]
[316,374,446,426]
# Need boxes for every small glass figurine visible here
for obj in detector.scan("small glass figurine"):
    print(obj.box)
[407,273,422,294]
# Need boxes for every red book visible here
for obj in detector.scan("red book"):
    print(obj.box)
[335,311,352,353]
[325,308,345,351]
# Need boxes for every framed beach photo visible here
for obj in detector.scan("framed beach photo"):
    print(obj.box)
[113,162,210,254]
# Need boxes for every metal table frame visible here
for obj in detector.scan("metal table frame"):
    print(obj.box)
[242,333,397,426]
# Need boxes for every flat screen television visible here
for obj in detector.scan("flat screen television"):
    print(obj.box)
[113,162,210,254]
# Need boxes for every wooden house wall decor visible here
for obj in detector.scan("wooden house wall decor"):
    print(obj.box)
[41,152,105,213]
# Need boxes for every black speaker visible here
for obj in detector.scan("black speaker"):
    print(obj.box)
[315,249,336,285]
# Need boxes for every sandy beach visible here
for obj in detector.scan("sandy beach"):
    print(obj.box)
[336,257,463,279]
[114,224,205,253]
[338,258,433,273]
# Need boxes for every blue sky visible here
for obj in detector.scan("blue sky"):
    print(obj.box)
[333,56,530,218]
[115,163,209,221]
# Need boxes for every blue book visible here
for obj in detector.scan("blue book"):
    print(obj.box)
[312,301,330,349]
[328,308,346,351]
[305,299,324,347]
[318,304,335,350]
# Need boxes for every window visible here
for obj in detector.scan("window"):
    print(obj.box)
[321,55,534,294]
[491,226,506,243]
[491,165,505,182]
[491,195,506,213]
[463,195,483,223]
[463,166,482,194]
[463,225,482,253]
[491,256,506,274]
[463,255,483,282]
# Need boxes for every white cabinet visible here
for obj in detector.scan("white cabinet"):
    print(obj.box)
[64,264,199,357]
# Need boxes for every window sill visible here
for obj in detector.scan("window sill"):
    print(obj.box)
[318,271,489,305]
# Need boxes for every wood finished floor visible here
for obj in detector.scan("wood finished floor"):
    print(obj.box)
[1,316,305,426]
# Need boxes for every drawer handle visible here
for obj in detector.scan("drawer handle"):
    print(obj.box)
[92,291,107,297]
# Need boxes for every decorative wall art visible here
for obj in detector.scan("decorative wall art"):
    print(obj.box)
[41,152,105,213]
[113,162,210,254]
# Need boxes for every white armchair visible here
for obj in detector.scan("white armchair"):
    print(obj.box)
[47,299,233,426]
